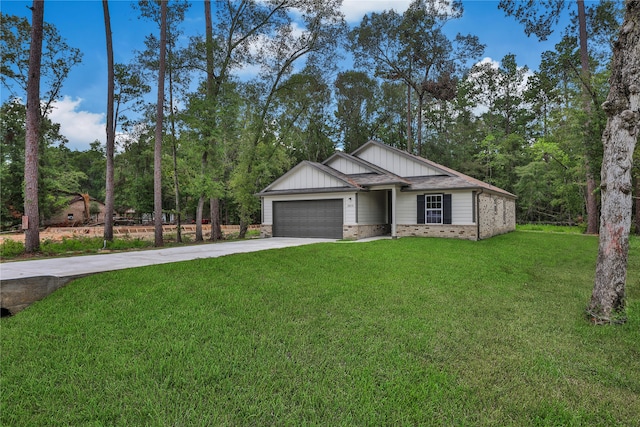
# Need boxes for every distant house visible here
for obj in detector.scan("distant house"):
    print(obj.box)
[43,194,106,227]
[257,140,516,240]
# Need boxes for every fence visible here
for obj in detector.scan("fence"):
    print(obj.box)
[0,225,260,243]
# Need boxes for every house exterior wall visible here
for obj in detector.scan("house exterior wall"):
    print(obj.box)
[395,190,474,224]
[261,189,515,241]
[44,200,106,226]
[394,190,477,240]
[356,144,441,177]
[478,193,516,239]
[357,191,387,224]
[260,224,273,238]
[270,164,346,191]
[396,224,478,240]
[343,224,390,240]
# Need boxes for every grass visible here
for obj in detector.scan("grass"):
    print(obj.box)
[0,236,155,259]
[516,223,587,234]
[1,232,639,426]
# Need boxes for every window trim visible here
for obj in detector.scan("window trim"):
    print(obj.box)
[424,193,444,225]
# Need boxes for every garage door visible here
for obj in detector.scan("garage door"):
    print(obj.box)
[273,199,343,239]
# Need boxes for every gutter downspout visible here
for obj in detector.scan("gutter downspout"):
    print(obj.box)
[476,189,484,241]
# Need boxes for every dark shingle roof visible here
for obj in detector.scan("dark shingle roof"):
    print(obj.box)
[349,173,409,186]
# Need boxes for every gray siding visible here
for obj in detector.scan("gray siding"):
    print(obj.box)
[357,191,387,224]
[356,144,441,177]
[270,164,345,191]
[396,190,474,224]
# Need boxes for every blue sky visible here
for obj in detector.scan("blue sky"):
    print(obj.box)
[1,0,583,150]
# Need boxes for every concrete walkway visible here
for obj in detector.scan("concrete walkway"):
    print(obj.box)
[0,237,337,281]
[0,237,340,315]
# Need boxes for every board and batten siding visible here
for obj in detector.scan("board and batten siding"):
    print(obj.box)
[396,190,474,224]
[262,192,357,225]
[325,156,375,175]
[270,164,346,191]
[356,145,441,177]
[357,191,387,224]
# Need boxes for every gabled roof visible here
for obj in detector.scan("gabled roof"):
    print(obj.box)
[324,151,410,186]
[258,140,516,199]
[257,160,363,195]
[353,140,516,198]
[324,151,388,175]
[352,140,452,177]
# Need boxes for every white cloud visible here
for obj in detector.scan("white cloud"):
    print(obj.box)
[341,0,411,23]
[476,57,500,69]
[48,96,105,151]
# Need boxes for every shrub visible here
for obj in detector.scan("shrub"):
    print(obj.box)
[0,239,24,258]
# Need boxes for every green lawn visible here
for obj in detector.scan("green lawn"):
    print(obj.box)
[2,232,639,426]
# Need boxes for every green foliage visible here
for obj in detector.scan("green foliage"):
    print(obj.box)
[516,223,586,234]
[105,237,153,251]
[3,236,155,258]
[0,0,627,238]
[276,70,337,163]
[0,100,94,230]
[515,138,585,223]
[40,237,103,255]
[1,233,639,425]
[334,70,380,152]
[0,12,83,104]
[0,238,24,258]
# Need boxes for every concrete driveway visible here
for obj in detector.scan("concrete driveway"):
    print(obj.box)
[0,237,336,282]
[0,237,338,315]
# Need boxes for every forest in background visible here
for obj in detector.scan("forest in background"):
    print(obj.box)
[0,0,631,237]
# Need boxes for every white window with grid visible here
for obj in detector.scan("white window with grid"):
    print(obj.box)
[425,194,443,224]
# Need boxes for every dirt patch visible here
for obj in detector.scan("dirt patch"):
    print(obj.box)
[0,224,260,244]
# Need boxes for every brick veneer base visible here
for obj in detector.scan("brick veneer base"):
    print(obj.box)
[396,224,477,240]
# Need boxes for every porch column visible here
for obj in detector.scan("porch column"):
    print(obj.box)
[391,186,397,238]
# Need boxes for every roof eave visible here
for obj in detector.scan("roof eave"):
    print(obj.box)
[256,187,368,197]
[402,185,517,199]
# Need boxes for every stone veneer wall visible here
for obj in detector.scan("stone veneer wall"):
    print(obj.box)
[396,224,478,240]
[262,223,389,240]
[343,224,390,240]
[478,193,516,239]
[260,224,273,238]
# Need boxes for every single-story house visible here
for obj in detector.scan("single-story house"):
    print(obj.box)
[257,140,516,240]
[43,193,106,227]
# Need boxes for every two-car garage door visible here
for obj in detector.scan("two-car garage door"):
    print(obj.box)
[272,199,343,239]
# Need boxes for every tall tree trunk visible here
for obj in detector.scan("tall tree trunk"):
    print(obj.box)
[205,0,214,96]
[416,91,424,156]
[172,140,181,243]
[168,60,181,243]
[406,82,412,154]
[195,196,205,241]
[588,0,639,324]
[24,0,45,253]
[635,175,640,235]
[239,220,248,239]
[195,152,207,242]
[209,197,222,241]
[103,0,115,242]
[577,0,599,234]
[204,0,223,242]
[154,0,167,247]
